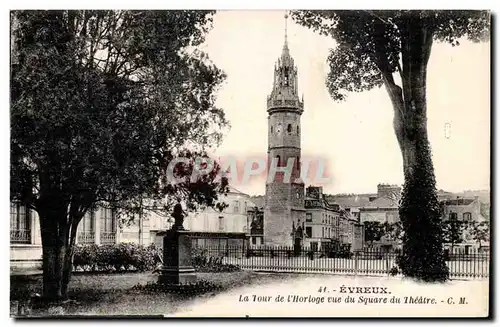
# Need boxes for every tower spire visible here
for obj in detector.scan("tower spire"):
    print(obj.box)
[281,12,290,60]
[284,13,288,48]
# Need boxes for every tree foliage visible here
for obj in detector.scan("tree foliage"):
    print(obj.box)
[382,221,404,242]
[292,10,489,101]
[11,10,229,214]
[469,221,490,248]
[363,221,384,245]
[442,219,466,250]
[11,10,229,300]
[292,10,489,282]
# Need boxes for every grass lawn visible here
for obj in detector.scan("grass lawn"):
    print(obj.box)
[10,271,308,317]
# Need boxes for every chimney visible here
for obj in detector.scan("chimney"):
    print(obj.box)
[306,186,323,199]
[377,183,402,199]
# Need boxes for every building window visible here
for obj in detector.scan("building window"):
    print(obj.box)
[322,227,325,238]
[305,227,312,238]
[78,210,95,244]
[297,126,300,135]
[310,242,318,252]
[287,124,292,133]
[463,212,472,222]
[276,155,281,167]
[219,216,224,231]
[252,236,257,245]
[449,212,458,221]
[10,202,31,244]
[270,126,273,134]
[233,200,240,214]
[306,213,312,222]
[100,207,116,244]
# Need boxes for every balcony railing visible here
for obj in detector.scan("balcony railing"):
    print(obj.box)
[77,231,95,244]
[267,98,304,111]
[11,229,31,244]
[100,231,116,244]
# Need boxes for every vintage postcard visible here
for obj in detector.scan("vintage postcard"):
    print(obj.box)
[9,9,491,318]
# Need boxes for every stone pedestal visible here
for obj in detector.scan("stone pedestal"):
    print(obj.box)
[157,228,197,285]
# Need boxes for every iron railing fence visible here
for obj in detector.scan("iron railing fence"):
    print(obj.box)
[10,229,31,244]
[100,232,116,244]
[193,245,490,279]
[77,231,95,244]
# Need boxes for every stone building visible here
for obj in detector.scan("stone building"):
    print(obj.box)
[182,186,254,233]
[10,186,255,270]
[440,196,487,223]
[358,184,401,225]
[440,196,489,252]
[302,186,357,251]
[10,203,142,270]
[264,16,306,246]
[326,184,401,225]
[247,206,264,246]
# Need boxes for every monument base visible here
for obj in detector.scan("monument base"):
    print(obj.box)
[158,266,197,285]
[157,229,197,285]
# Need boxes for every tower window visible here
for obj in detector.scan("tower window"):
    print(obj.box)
[297,126,299,135]
[276,123,282,134]
[271,126,273,134]
[276,155,281,167]
[287,124,292,133]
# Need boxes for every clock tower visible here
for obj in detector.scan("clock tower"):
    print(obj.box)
[264,14,306,246]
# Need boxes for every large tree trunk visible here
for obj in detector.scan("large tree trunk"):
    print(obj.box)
[380,20,449,282]
[61,221,78,297]
[40,217,66,301]
[39,206,77,301]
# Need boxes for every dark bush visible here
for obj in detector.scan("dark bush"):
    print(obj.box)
[307,250,314,260]
[443,248,450,261]
[72,244,99,271]
[192,247,241,273]
[73,243,162,273]
[326,249,352,259]
[192,247,209,267]
[131,280,223,296]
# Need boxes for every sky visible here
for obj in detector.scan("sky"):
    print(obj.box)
[198,10,490,196]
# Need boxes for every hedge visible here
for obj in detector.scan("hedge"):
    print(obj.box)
[73,243,241,273]
[73,243,162,273]
[192,247,241,272]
